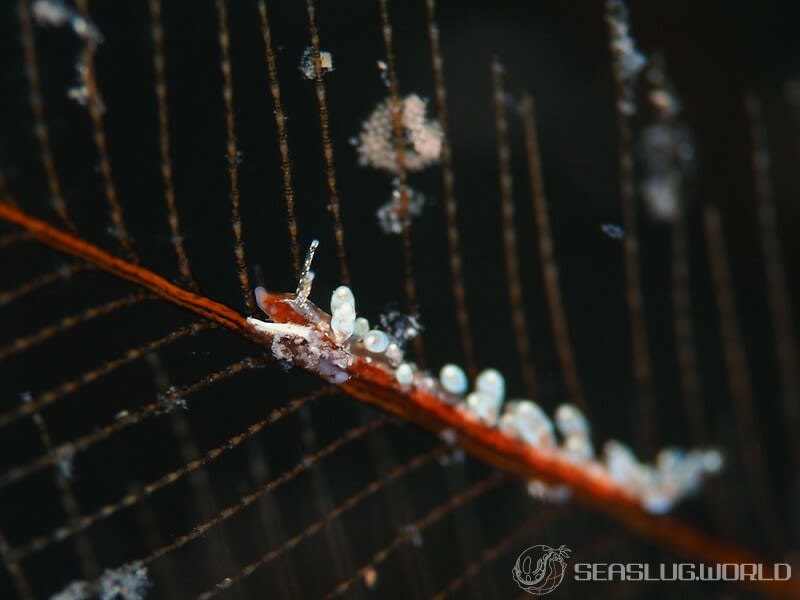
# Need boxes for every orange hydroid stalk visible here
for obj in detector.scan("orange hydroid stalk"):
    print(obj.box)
[0,202,251,340]
[0,201,795,599]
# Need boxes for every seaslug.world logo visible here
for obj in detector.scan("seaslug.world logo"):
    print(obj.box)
[512,545,572,595]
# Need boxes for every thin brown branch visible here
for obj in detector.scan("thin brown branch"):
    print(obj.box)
[195,444,446,600]
[17,0,76,232]
[377,0,426,368]
[424,0,477,378]
[304,0,350,285]
[0,292,148,361]
[702,205,782,549]
[491,59,538,398]
[744,93,800,493]
[520,93,585,410]
[74,0,138,261]
[8,388,330,562]
[258,0,301,277]
[148,0,198,289]
[216,0,254,315]
[322,472,508,600]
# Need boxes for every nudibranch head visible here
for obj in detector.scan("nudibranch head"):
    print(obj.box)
[254,286,325,327]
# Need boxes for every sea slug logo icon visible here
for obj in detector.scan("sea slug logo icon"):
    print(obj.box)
[512,544,572,595]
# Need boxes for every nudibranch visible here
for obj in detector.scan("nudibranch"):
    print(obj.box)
[246,240,722,515]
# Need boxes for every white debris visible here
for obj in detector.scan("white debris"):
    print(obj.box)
[439,428,458,446]
[155,387,188,415]
[99,562,150,600]
[51,581,89,600]
[33,0,103,47]
[526,480,573,503]
[439,447,466,466]
[376,183,425,234]
[601,223,625,239]
[605,0,647,115]
[50,562,150,600]
[401,524,423,547]
[56,444,76,479]
[639,123,693,221]
[639,56,695,222]
[376,59,390,86]
[379,309,422,346]
[32,0,71,26]
[33,0,102,109]
[356,94,443,173]
[299,46,334,79]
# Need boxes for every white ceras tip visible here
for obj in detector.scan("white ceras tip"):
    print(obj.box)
[384,342,404,367]
[353,317,370,340]
[475,369,505,401]
[439,364,467,395]
[466,369,505,425]
[330,285,355,313]
[554,404,589,439]
[395,363,414,386]
[563,435,594,462]
[603,440,640,486]
[331,300,356,344]
[499,400,555,448]
[363,329,389,353]
[466,391,501,425]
